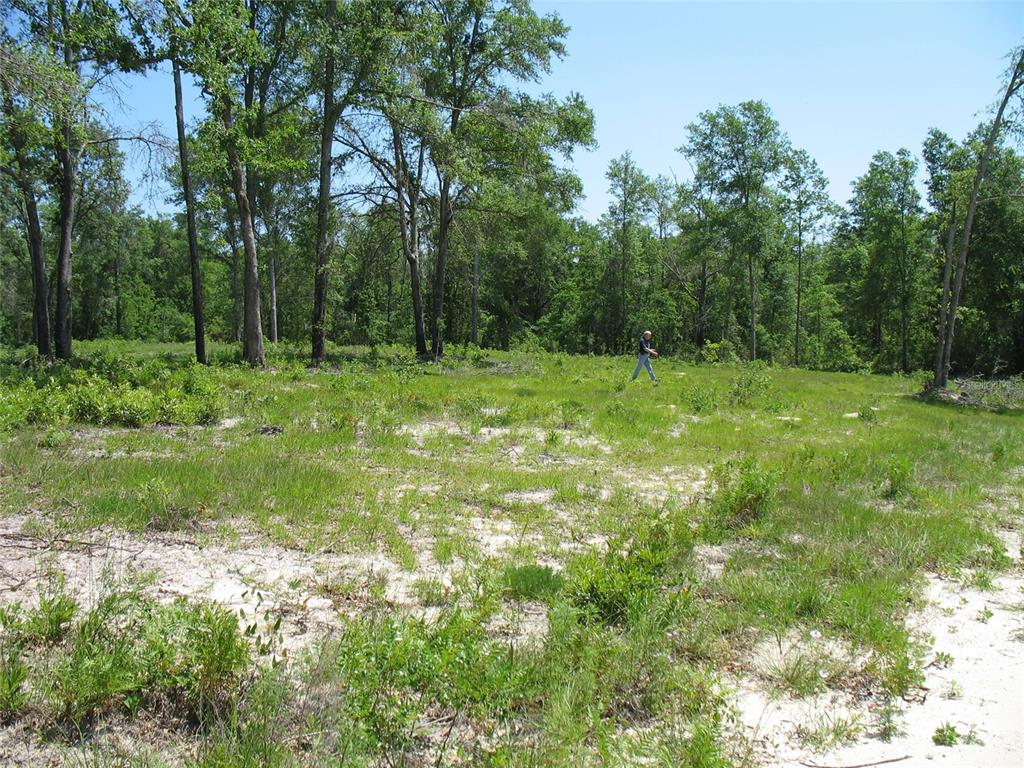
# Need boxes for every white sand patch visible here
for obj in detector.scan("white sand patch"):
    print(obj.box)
[612,465,709,505]
[0,515,429,653]
[693,543,736,579]
[504,489,555,505]
[566,434,613,453]
[729,530,1024,768]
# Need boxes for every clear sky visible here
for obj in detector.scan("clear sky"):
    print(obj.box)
[532,1,1023,219]
[107,1,1023,221]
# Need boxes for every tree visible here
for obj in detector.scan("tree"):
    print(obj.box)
[181,0,268,365]
[781,148,832,366]
[418,0,575,359]
[0,89,51,359]
[683,101,788,360]
[933,46,1024,388]
[602,152,653,352]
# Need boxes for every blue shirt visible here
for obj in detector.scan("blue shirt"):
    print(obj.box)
[640,337,653,355]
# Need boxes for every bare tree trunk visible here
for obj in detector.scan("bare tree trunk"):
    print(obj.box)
[431,179,453,360]
[114,248,123,337]
[391,122,428,357]
[268,239,278,343]
[794,218,803,366]
[223,101,265,366]
[54,138,75,360]
[311,0,337,364]
[937,49,1024,388]
[747,251,757,361]
[173,47,206,364]
[225,204,242,342]
[933,203,957,385]
[4,96,52,360]
[470,243,480,346]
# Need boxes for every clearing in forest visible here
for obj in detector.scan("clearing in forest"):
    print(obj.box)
[0,343,1021,767]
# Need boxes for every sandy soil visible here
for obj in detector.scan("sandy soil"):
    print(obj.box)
[730,529,1024,768]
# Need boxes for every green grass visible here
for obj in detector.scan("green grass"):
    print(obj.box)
[0,341,1022,764]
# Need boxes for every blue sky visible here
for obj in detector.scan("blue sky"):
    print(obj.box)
[107,1,1023,221]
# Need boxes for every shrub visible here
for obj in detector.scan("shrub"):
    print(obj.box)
[565,517,692,626]
[0,647,27,719]
[707,458,779,531]
[883,457,914,499]
[698,340,739,365]
[727,365,774,408]
[503,564,565,602]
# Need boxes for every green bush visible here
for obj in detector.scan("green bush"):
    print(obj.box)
[726,365,774,408]
[0,647,27,719]
[565,518,692,626]
[707,458,779,531]
[503,564,565,602]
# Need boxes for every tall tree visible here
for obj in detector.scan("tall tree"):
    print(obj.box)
[683,101,788,360]
[182,0,267,365]
[933,46,1024,388]
[419,0,573,359]
[781,148,832,366]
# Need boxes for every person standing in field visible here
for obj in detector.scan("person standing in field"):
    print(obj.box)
[631,330,659,383]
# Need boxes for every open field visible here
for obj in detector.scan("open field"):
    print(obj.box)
[1,343,1022,767]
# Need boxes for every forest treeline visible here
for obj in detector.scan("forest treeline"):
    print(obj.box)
[1,1,1022,382]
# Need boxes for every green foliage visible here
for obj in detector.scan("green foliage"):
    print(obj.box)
[0,647,28,719]
[3,582,249,731]
[726,365,774,408]
[565,516,692,625]
[707,458,779,531]
[503,564,565,602]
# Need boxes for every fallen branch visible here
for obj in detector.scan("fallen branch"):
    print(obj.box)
[799,755,911,768]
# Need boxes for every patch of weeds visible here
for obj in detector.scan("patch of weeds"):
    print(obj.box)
[0,646,28,719]
[412,576,451,607]
[931,651,954,669]
[685,386,716,415]
[883,456,914,499]
[766,652,830,698]
[136,478,196,531]
[975,606,993,623]
[38,427,73,449]
[932,722,980,746]
[502,563,565,602]
[559,399,586,428]
[794,712,862,751]
[942,680,963,700]
[875,697,905,742]
[727,365,773,408]
[565,515,692,625]
[705,458,778,533]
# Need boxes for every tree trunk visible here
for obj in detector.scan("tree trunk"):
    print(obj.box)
[431,179,453,360]
[747,251,757,361]
[268,240,278,343]
[795,218,803,366]
[937,49,1024,388]
[391,123,428,357]
[173,48,207,364]
[226,204,242,342]
[223,101,265,366]
[470,243,480,346]
[54,138,75,359]
[52,0,77,360]
[4,97,52,361]
[933,202,957,386]
[311,0,337,364]
[114,248,123,337]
